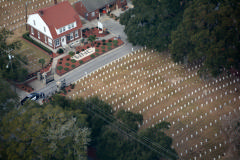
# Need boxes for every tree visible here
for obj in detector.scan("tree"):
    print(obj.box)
[120,0,185,51]
[87,35,96,46]
[170,0,240,76]
[0,28,28,81]
[0,102,90,160]
[38,58,45,69]
[0,73,18,119]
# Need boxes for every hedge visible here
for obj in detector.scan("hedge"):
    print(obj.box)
[23,32,53,55]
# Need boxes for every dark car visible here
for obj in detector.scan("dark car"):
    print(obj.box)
[20,92,45,105]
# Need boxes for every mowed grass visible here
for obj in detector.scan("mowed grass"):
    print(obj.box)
[13,38,51,74]
[67,50,239,159]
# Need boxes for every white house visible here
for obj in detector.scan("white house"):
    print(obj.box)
[27,1,83,51]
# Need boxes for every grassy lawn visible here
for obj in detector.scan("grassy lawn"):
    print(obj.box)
[67,49,240,159]
[13,38,51,74]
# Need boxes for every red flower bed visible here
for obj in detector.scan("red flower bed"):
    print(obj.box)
[56,37,124,76]
[82,27,109,38]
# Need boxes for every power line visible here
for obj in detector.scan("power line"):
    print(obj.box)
[85,103,180,160]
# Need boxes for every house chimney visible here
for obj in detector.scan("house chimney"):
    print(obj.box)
[39,10,44,16]
[54,0,57,5]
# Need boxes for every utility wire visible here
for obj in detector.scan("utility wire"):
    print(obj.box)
[85,103,180,160]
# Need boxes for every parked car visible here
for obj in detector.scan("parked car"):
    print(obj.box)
[20,92,45,105]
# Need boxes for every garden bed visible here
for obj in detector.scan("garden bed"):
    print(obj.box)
[56,37,124,76]
[82,27,109,38]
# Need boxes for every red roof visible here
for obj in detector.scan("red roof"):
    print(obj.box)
[37,1,82,39]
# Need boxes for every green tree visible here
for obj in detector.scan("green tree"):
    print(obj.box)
[120,0,185,51]
[1,102,90,160]
[38,58,45,69]
[0,74,18,119]
[87,35,96,46]
[116,109,143,131]
[170,0,240,76]
[0,28,28,81]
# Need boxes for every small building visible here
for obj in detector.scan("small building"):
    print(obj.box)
[27,1,83,51]
[74,0,127,21]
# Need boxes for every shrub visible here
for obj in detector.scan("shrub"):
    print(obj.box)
[90,54,95,58]
[102,50,105,52]
[96,53,99,56]
[113,40,118,45]
[103,42,106,45]
[71,59,76,63]
[101,46,105,49]
[66,58,70,61]
[82,49,85,51]
[57,48,64,54]
[102,39,106,43]
[76,51,80,54]
[65,63,70,66]
[107,42,112,46]
[108,46,112,50]
[108,39,112,42]
[23,32,53,55]
[68,51,75,57]
[87,46,90,48]
[71,64,75,68]
[79,60,83,64]
[98,42,101,45]
[59,62,62,64]
[60,58,63,61]
[70,83,75,89]
[96,49,99,52]
[64,67,69,71]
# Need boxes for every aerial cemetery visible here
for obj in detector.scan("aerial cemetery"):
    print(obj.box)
[1,0,239,159]
[68,48,240,159]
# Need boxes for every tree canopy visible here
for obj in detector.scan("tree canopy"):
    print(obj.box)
[0,28,28,82]
[0,100,90,160]
[170,0,240,76]
[120,0,240,76]
[0,74,18,119]
[120,0,185,51]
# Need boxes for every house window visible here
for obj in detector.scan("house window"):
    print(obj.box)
[71,23,74,28]
[31,27,34,35]
[68,24,71,30]
[33,20,36,25]
[45,36,47,43]
[86,13,88,17]
[59,28,62,34]
[38,32,40,39]
[70,33,74,40]
[44,26,46,32]
[92,12,95,17]
[55,39,60,47]
[75,30,79,38]
[48,38,52,46]
[63,26,66,32]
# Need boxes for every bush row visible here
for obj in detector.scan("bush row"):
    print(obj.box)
[22,32,53,55]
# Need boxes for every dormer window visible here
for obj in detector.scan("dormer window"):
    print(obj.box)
[59,28,62,34]
[33,20,36,25]
[63,27,65,32]
[44,26,46,32]
[68,24,71,30]
[71,23,74,28]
